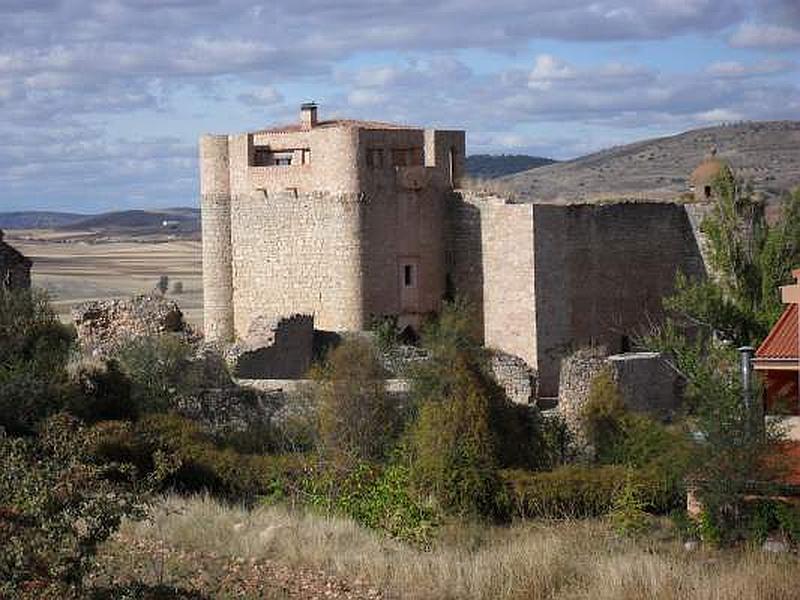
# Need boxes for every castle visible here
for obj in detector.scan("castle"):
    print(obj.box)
[200,105,707,398]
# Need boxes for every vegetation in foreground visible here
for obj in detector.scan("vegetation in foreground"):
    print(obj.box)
[96,493,799,600]
[2,173,800,598]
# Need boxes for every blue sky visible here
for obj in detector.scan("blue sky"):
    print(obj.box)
[1,0,798,213]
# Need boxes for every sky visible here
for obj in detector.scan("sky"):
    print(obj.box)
[1,0,799,213]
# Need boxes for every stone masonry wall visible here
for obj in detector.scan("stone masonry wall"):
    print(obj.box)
[230,190,365,335]
[0,231,32,290]
[532,203,705,396]
[491,351,537,405]
[227,314,314,379]
[558,350,683,445]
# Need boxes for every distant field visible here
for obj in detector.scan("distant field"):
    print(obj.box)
[8,230,203,328]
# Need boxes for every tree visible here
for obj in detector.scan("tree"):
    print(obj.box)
[156,275,169,295]
[315,337,400,466]
[672,172,800,346]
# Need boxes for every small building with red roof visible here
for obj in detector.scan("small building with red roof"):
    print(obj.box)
[755,269,800,431]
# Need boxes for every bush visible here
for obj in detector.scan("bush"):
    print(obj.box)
[410,356,501,516]
[0,288,75,434]
[300,460,440,546]
[115,335,195,415]
[66,358,136,423]
[0,414,168,597]
[315,337,401,466]
[499,465,677,519]
[135,413,308,501]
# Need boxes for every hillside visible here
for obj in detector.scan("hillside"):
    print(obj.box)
[504,121,800,203]
[60,208,200,232]
[466,154,556,179]
[0,211,86,229]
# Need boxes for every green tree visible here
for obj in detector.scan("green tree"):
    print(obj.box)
[315,337,400,466]
[673,171,800,346]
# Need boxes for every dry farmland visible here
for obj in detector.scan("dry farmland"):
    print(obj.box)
[7,230,204,328]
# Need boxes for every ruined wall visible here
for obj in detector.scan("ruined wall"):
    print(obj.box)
[531,203,705,396]
[0,232,31,290]
[558,350,683,447]
[491,351,537,405]
[227,314,314,379]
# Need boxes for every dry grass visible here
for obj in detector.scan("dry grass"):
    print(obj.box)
[110,494,800,600]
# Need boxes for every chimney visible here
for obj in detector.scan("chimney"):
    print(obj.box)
[301,102,318,129]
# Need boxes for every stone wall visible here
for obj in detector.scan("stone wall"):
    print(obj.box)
[0,230,32,290]
[454,193,707,399]
[531,203,705,396]
[558,349,683,445]
[72,295,197,356]
[490,351,537,405]
[227,314,314,379]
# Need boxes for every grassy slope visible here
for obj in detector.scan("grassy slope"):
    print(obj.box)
[99,494,799,600]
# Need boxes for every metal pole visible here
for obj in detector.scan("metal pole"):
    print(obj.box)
[739,346,755,435]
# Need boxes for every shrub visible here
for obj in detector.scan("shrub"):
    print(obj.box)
[580,368,626,461]
[136,413,308,501]
[410,356,501,516]
[499,465,677,520]
[115,335,195,415]
[0,287,75,434]
[300,460,440,546]
[608,470,651,536]
[66,358,136,423]
[0,414,169,597]
[315,337,401,466]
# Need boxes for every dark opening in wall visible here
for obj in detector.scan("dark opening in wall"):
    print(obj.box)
[620,335,631,353]
[403,264,415,287]
[704,185,712,199]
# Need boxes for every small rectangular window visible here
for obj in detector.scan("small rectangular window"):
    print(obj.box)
[253,146,271,166]
[404,264,414,287]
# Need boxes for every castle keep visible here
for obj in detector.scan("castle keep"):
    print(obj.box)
[201,105,705,397]
[201,103,464,342]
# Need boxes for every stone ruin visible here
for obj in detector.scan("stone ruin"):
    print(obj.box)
[72,294,199,357]
[225,314,314,379]
[490,351,537,405]
[557,348,683,449]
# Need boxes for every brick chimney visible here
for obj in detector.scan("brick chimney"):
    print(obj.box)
[301,102,318,129]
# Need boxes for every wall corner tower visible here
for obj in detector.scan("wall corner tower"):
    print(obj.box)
[200,134,234,343]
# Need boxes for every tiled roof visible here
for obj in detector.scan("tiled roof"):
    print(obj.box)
[756,303,798,360]
[256,119,416,134]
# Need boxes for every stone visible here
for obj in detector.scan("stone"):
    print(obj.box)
[490,351,537,405]
[71,294,199,357]
[683,539,700,552]
[226,314,314,379]
[762,538,790,553]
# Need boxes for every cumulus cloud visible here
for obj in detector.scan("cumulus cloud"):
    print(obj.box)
[0,0,797,210]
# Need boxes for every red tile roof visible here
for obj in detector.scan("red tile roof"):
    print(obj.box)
[756,303,798,360]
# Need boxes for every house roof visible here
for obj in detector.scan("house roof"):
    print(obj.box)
[756,303,798,360]
[255,119,417,134]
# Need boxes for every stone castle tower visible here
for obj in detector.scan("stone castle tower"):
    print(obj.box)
[200,103,465,343]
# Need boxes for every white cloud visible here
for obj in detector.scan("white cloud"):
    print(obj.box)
[729,23,800,48]
[237,86,284,106]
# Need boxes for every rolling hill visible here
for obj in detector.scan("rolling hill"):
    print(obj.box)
[465,154,556,179]
[504,121,800,203]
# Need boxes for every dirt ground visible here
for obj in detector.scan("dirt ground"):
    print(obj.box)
[8,230,204,328]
